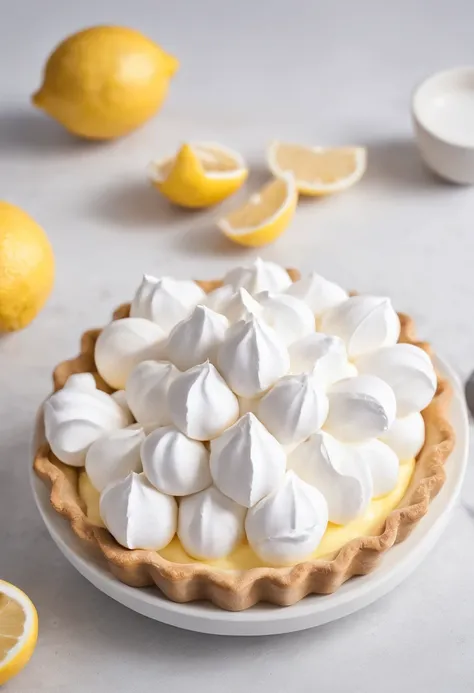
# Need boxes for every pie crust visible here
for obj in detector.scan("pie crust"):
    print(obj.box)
[33,271,455,611]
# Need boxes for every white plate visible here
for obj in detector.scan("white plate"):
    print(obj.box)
[31,355,468,636]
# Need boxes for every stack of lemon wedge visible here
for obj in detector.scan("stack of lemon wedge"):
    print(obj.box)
[149,140,366,247]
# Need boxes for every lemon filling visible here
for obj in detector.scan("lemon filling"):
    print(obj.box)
[79,458,414,570]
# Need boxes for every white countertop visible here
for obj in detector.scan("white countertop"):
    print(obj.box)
[1,0,474,690]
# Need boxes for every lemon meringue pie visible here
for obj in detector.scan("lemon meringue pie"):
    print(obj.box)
[34,258,454,610]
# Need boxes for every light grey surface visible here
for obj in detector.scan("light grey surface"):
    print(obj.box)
[1,0,474,690]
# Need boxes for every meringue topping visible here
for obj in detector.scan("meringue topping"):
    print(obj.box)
[125,360,179,427]
[223,257,292,295]
[85,424,145,492]
[178,485,246,560]
[355,343,437,416]
[210,413,286,508]
[206,285,262,323]
[288,431,373,524]
[257,373,329,446]
[289,333,357,386]
[355,438,399,498]
[100,472,177,550]
[44,375,132,466]
[325,375,397,442]
[286,271,348,316]
[379,412,425,460]
[256,291,315,346]
[217,316,290,398]
[245,471,329,565]
[141,425,211,496]
[320,295,401,358]
[167,361,239,440]
[95,317,165,390]
[130,274,206,333]
[165,305,229,371]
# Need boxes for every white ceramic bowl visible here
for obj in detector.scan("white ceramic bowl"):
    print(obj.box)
[412,67,474,184]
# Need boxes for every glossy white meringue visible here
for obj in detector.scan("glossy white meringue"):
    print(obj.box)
[125,360,179,427]
[85,424,145,492]
[44,375,132,467]
[99,472,177,550]
[355,438,399,498]
[256,291,315,346]
[217,316,290,398]
[95,318,165,390]
[141,425,211,496]
[167,361,239,440]
[355,343,437,416]
[130,274,206,332]
[325,375,397,442]
[206,285,262,323]
[286,271,348,316]
[210,413,286,508]
[288,431,373,525]
[257,373,329,446]
[223,257,292,295]
[165,305,229,371]
[245,471,329,565]
[178,485,246,560]
[288,333,357,386]
[320,295,401,358]
[379,412,425,460]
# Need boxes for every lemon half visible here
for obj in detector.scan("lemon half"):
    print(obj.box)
[33,25,178,140]
[0,581,38,686]
[267,141,367,195]
[149,142,248,208]
[218,174,297,247]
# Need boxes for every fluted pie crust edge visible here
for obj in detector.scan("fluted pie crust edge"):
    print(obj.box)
[33,270,455,611]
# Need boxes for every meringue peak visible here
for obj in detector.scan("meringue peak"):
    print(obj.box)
[223,257,292,295]
[320,295,400,358]
[167,360,239,440]
[257,372,329,446]
[245,470,329,565]
[217,315,290,398]
[165,304,229,370]
[286,271,348,316]
[130,273,206,333]
[210,412,286,508]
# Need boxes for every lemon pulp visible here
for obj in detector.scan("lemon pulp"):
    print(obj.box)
[79,459,414,569]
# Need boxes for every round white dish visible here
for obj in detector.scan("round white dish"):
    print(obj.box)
[31,355,468,636]
[412,66,474,183]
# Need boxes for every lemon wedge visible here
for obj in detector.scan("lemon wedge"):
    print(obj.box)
[267,141,367,195]
[218,174,297,247]
[149,142,248,208]
[0,581,38,685]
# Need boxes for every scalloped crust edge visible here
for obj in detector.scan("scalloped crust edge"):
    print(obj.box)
[33,273,455,611]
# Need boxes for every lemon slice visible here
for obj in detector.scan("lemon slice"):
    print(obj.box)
[149,142,248,208]
[218,174,297,247]
[267,141,367,196]
[0,581,38,685]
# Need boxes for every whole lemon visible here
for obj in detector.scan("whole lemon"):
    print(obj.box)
[32,25,179,140]
[0,202,55,332]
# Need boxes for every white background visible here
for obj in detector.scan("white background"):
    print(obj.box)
[1,0,474,690]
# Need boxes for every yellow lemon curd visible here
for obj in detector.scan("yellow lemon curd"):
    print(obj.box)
[79,458,414,569]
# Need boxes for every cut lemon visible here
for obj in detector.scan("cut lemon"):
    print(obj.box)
[267,141,367,196]
[149,142,248,208]
[0,581,38,685]
[218,174,297,247]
